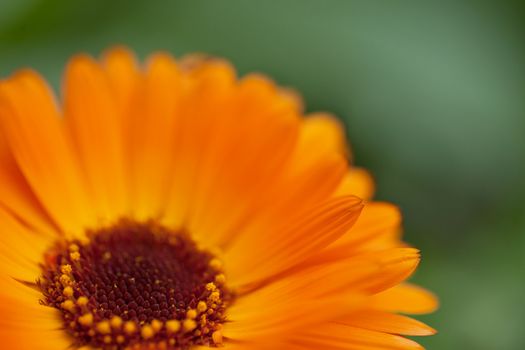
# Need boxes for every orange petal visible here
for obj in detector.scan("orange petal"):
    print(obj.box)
[101,46,141,114]
[161,59,240,228]
[341,310,436,336]
[0,70,95,235]
[226,283,364,343]
[0,272,68,349]
[0,208,52,282]
[225,196,363,288]
[255,153,348,230]
[371,283,439,315]
[292,112,348,170]
[126,53,185,220]
[0,129,56,235]
[0,328,70,350]
[308,202,402,265]
[268,247,421,299]
[64,54,128,221]
[352,248,421,294]
[201,151,347,254]
[291,324,424,350]
[335,167,375,200]
[283,248,420,297]
[164,72,298,242]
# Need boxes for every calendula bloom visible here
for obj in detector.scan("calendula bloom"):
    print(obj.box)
[0,47,437,350]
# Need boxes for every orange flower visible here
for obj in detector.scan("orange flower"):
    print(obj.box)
[0,47,437,349]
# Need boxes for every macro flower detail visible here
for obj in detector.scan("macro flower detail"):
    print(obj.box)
[0,47,437,350]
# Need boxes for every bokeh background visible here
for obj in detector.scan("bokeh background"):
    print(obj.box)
[1,1,524,348]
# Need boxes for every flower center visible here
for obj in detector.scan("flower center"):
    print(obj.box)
[39,220,231,349]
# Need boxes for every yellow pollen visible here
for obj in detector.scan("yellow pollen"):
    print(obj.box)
[69,244,79,252]
[186,309,197,319]
[59,274,72,286]
[166,320,181,333]
[197,301,207,313]
[60,264,72,274]
[96,320,111,334]
[110,316,123,329]
[62,286,74,297]
[209,291,221,302]
[124,321,137,334]
[77,296,89,306]
[205,282,217,291]
[169,338,176,346]
[78,313,93,327]
[69,251,80,261]
[141,325,154,339]
[103,335,112,344]
[116,335,125,344]
[151,319,163,332]
[183,319,197,332]
[61,300,75,312]
[209,258,223,270]
[212,330,223,344]
[215,274,226,284]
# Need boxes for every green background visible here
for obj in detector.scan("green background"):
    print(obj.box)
[1,1,524,348]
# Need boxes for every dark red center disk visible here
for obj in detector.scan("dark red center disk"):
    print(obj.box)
[39,220,231,349]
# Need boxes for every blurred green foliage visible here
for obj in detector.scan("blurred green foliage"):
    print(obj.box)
[1,0,524,348]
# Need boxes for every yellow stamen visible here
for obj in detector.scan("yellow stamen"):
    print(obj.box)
[166,320,181,333]
[215,274,226,284]
[96,320,111,334]
[197,301,207,313]
[209,258,222,270]
[61,300,75,312]
[124,321,137,334]
[186,309,197,319]
[151,319,163,332]
[208,291,220,302]
[59,274,72,286]
[60,264,72,274]
[70,251,80,261]
[183,319,197,332]
[69,244,79,252]
[116,335,125,344]
[63,286,74,297]
[200,314,207,327]
[205,282,217,291]
[110,316,122,329]
[141,325,154,339]
[212,330,223,344]
[78,313,93,327]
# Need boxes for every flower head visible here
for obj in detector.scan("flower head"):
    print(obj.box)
[0,47,437,349]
